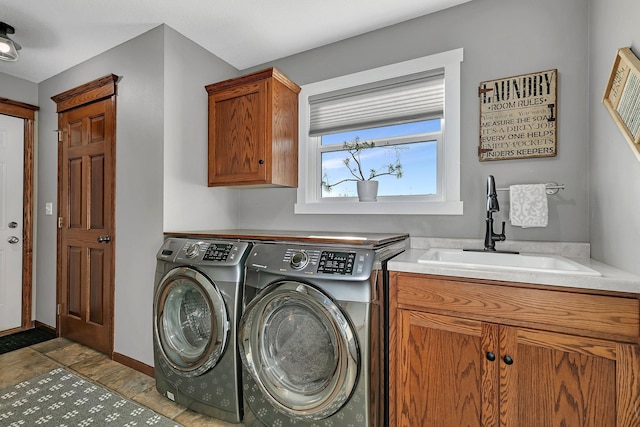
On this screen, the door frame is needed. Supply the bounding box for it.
[0,97,38,334]
[52,74,118,353]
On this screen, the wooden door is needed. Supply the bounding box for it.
[54,76,117,356]
[499,326,638,427]
[207,79,267,185]
[392,310,496,427]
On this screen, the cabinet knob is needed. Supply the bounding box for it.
[486,352,496,362]
[258,159,265,165]
[503,355,514,365]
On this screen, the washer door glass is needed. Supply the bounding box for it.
[154,267,228,377]
[239,281,359,420]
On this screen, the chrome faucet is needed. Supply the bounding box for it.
[484,175,505,251]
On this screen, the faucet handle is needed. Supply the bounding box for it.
[499,221,506,241]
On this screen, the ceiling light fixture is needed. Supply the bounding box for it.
[0,22,21,62]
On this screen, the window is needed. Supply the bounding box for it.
[320,121,441,198]
[295,48,464,215]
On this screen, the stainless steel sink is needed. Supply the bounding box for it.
[418,248,601,276]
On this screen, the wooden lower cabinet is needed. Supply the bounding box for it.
[394,310,487,426]
[389,272,640,427]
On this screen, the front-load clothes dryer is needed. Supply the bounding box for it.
[153,237,251,423]
[239,241,404,427]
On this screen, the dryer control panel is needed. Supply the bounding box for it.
[248,243,376,280]
[318,251,357,275]
[157,238,250,266]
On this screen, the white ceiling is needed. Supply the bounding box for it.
[0,0,471,84]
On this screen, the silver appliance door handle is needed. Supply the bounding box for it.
[8,236,19,244]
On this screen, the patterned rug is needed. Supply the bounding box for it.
[0,368,183,426]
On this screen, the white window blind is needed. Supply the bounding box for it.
[308,70,444,137]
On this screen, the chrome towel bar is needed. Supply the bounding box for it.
[497,182,565,195]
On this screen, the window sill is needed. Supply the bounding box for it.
[294,200,463,215]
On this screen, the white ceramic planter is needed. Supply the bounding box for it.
[357,180,379,202]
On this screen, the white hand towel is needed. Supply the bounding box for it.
[509,184,548,228]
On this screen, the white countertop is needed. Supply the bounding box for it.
[388,238,640,294]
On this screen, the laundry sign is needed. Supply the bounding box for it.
[478,69,557,161]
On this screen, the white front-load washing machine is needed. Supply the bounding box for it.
[239,241,404,427]
[153,237,251,423]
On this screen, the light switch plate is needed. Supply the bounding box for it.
[45,202,53,216]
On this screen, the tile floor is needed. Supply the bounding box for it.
[0,337,241,427]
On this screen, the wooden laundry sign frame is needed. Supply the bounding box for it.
[478,69,558,161]
[603,47,640,163]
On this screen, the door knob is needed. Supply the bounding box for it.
[8,221,17,228]
[97,235,111,243]
[503,355,514,365]
[8,236,19,244]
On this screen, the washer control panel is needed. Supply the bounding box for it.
[289,250,310,270]
[184,243,201,259]
[250,244,375,279]
[203,243,234,261]
[318,251,356,275]
[157,238,250,266]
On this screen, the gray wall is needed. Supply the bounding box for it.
[35,25,242,365]
[0,72,38,105]
[7,0,639,366]
[237,0,591,244]
[589,0,640,275]
[163,27,239,232]
[37,26,165,365]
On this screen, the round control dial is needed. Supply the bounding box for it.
[290,251,309,270]
[185,243,201,259]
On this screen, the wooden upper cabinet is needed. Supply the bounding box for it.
[205,68,301,187]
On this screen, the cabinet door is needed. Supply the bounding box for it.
[208,80,267,185]
[499,326,639,427]
[393,310,498,427]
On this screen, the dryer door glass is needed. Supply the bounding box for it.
[239,281,359,420]
[155,267,228,377]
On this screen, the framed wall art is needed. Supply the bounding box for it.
[603,47,640,162]
[478,69,557,161]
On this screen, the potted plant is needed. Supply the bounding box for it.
[322,137,403,202]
